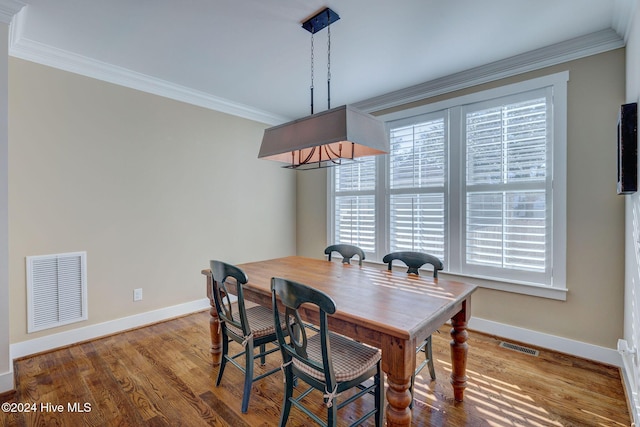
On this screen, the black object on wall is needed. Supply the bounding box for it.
[618,102,637,195]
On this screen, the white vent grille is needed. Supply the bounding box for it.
[499,341,539,356]
[26,251,88,333]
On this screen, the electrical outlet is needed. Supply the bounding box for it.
[133,288,143,301]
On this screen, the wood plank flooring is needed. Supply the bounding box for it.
[1,310,631,426]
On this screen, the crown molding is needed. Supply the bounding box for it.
[10,37,289,125]
[0,0,24,25]
[354,28,625,114]
[8,6,288,126]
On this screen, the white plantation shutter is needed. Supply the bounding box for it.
[390,120,446,189]
[334,195,376,251]
[334,157,376,252]
[463,90,551,283]
[390,193,445,259]
[389,115,446,261]
[465,191,546,270]
[335,156,376,191]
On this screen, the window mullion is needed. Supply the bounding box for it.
[448,107,462,273]
[377,152,389,261]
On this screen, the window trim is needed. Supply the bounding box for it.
[328,71,568,300]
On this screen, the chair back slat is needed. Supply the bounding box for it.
[324,244,365,266]
[382,251,443,277]
[284,306,309,360]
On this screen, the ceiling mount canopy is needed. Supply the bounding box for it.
[258,7,389,170]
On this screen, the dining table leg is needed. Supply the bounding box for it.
[450,300,471,401]
[202,269,222,366]
[382,335,414,426]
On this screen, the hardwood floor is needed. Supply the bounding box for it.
[1,310,631,426]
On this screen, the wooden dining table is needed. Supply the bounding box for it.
[201,256,477,426]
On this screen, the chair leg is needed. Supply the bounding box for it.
[241,341,254,413]
[279,365,294,427]
[426,336,436,380]
[260,344,266,366]
[216,335,229,387]
[326,399,338,427]
[409,335,436,409]
[409,372,416,410]
[375,363,384,427]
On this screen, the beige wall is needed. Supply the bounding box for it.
[297,49,626,348]
[8,58,296,343]
[296,168,327,257]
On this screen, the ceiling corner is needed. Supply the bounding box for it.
[612,0,637,42]
[0,0,24,25]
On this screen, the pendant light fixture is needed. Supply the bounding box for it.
[258,7,389,170]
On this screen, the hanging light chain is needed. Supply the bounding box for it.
[310,31,315,115]
[327,10,331,110]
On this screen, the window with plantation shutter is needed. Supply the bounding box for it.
[334,157,377,252]
[462,90,551,284]
[329,72,567,298]
[389,114,446,262]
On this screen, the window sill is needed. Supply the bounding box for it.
[360,260,568,301]
[439,271,568,301]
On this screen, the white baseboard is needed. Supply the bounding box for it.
[10,298,211,360]
[619,358,640,427]
[469,317,623,367]
[0,368,14,393]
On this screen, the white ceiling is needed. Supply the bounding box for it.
[8,0,635,124]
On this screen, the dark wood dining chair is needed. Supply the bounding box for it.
[271,276,384,427]
[382,251,443,408]
[324,244,366,266]
[210,260,287,413]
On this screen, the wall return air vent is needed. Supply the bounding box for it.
[26,251,88,333]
